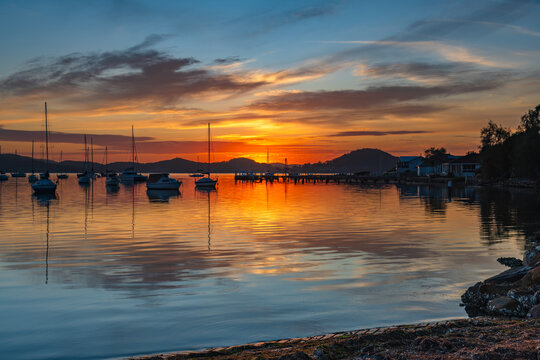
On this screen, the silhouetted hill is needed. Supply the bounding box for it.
[291,148,397,174]
[0,148,398,174]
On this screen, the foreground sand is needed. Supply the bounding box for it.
[130,317,539,360]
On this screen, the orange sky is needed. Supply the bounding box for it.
[1,1,539,164]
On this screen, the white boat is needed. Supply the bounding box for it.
[195,123,217,189]
[189,172,204,178]
[11,172,26,178]
[32,103,57,195]
[119,126,147,182]
[146,173,181,190]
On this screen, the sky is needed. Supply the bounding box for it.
[0,0,539,164]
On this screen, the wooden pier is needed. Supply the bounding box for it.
[234,172,395,185]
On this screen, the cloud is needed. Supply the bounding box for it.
[0,125,153,146]
[330,130,432,137]
[0,36,268,107]
[213,56,244,64]
[248,78,504,112]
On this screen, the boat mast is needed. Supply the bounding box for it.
[84,134,87,172]
[91,137,94,173]
[131,125,135,170]
[105,146,108,173]
[45,102,49,173]
[207,123,210,176]
[31,140,34,174]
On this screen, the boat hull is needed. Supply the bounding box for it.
[0,174,8,181]
[195,177,217,188]
[31,179,57,194]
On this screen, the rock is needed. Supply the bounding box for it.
[523,246,540,268]
[312,347,329,360]
[520,266,540,287]
[527,304,540,318]
[487,296,520,316]
[507,288,540,310]
[496,257,523,268]
[484,266,531,284]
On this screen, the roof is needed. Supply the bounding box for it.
[448,153,480,164]
[399,156,423,162]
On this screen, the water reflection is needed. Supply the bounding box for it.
[0,176,539,359]
[147,189,180,202]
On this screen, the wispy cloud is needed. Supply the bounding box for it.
[330,130,432,137]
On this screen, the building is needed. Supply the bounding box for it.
[397,156,423,174]
[444,153,480,178]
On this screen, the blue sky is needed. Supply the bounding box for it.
[1,0,539,163]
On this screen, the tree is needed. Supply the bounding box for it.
[424,147,447,160]
[518,104,540,133]
[480,121,510,149]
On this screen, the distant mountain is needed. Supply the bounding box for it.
[0,148,398,174]
[290,149,397,174]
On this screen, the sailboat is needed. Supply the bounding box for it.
[28,140,38,182]
[104,146,119,186]
[119,126,147,182]
[31,102,57,194]
[57,150,68,179]
[78,135,91,184]
[195,123,217,188]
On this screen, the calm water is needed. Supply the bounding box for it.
[1,175,539,359]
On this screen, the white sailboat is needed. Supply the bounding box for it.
[119,126,147,182]
[195,123,217,188]
[32,102,57,194]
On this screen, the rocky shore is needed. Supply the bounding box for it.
[461,231,540,318]
[131,318,539,360]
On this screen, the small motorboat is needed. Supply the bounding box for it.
[189,173,205,178]
[57,174,68,179]
[11,172,26,178]
[105,172,120,187]
[0,172,8,181]
[146,173,181,190]
[28,174,38,183]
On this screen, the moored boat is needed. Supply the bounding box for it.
[146,173,181,190]
[195,123,217,189]
[32,103,57,195]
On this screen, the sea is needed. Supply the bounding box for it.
[0,175,538,359]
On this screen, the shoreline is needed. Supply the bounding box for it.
[128,317,539,360]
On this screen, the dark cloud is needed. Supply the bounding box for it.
[0,126,153,146]
[0,37,267,106]
[248,76,504,112]
[330,130,432,137]
[213,56,243,64]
